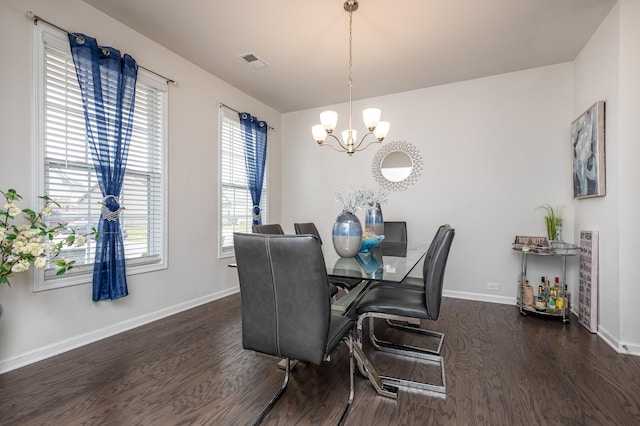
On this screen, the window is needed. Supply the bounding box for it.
[219,106,268,257]
[33,23,167,291]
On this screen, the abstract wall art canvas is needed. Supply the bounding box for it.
[572,101,605,199]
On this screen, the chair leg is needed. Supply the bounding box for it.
[256,340,357,426]
[372,315,445,356]
[358,313,446,394]
[338,335,355,426]
[251,358,291,425]
[354,319,399,399]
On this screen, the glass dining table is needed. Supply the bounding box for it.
[325,242,429,317]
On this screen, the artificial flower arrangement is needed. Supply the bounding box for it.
[358,186,389,207]
[334,185,389,213]
[0,188,99,286]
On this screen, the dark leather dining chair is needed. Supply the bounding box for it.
[375,224,450,355]
[354,225,455,394]
[233,233,356,425]
[252,223,285,234]
[380,221,407,256]
[294,222,362,292]
[252,222,339,299]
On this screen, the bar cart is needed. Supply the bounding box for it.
[512,238,578,324]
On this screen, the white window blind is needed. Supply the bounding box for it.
[219,106,268,257]
[34,23,167,290]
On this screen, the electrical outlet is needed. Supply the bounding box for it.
[487,282,500,291]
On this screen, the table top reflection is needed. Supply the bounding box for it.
[327,242,428,317]
[323,242,428,284]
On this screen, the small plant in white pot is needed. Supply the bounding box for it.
[538,204,564,243]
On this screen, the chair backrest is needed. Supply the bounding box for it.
[422,225,455,320]
[294,222,322,244]
[233,233,332,365]
[380,221,407,256]
[252,223,284,234]
[424,225,449,261]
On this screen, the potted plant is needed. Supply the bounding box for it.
[538,204,564,243]
[1,188,99,286]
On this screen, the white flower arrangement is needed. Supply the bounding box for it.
[334,186,389,213]
[0,188,99,286]
[358,186,389,206]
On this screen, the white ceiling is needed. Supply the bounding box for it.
[82,0,615,113]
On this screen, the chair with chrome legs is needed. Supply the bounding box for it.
[252,223,285,234]
[354,225,455,394]
[233,233,357,425]
[379,224,450,355]
[294,222,362,293]
[253,222,339,299]
[380,221,407,256]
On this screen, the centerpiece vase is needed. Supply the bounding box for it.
[332,210,363,258]
[364,203,384,236]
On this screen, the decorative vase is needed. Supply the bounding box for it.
[332,210,363,258]
[364,203,384,236]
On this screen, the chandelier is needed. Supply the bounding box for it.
[311,0,390,155]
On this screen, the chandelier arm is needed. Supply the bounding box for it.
[354,133,383,152]
[324,133,350,151]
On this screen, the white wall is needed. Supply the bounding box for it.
[282,63,575,304]
[0,0,281,372]
[572,1,621,347]
[615,0,640,352]
[571,0,640,354]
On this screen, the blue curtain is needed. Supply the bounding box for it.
[69,33,137,301]
[239,113,268,225]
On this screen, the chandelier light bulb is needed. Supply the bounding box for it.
[342,129,357,146]
[374,121,390,140]
[312,124,327,143]
[320,111,338,133]
[362,108,381,131]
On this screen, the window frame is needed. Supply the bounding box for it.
[218,106,268,258]
[32,22,168,291]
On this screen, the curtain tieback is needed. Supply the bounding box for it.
[101,195,125,221]
[252,205,261,222]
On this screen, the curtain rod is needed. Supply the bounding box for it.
[27,11,176,85]
[219,103,275,131]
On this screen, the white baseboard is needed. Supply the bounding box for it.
[0,287,240,374]
[443,289,516,306]
[597,325,640,356]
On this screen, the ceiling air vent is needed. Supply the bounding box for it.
[239,52,268,69]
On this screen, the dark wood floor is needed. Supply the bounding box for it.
[1,293,639,425]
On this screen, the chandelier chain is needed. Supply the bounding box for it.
[348,9,353,90]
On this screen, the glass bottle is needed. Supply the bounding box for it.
[554,277,563,310]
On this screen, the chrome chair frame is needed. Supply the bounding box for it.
[354,226,454,395]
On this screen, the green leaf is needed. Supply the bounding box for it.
[6,189,21,201]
